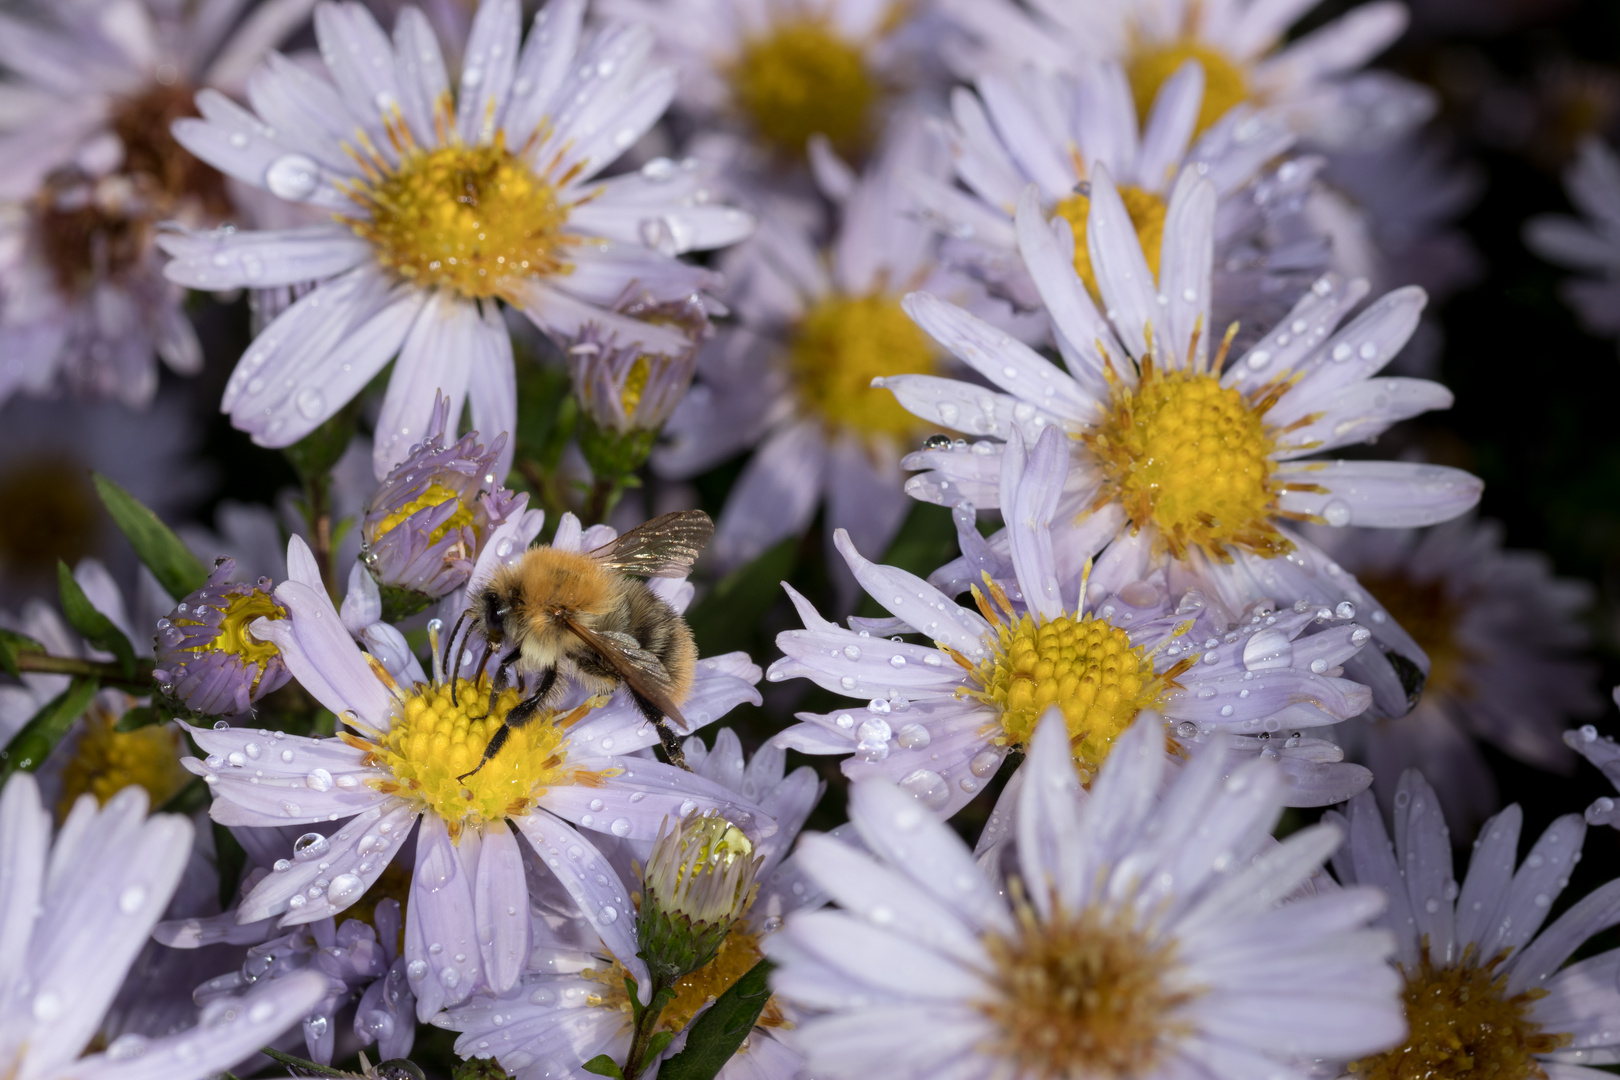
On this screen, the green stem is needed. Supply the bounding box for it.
[306,469,336,598]
[621,979,674,1080]
[585,474,624,526]
[15,651,154,690]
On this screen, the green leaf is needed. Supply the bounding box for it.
[0,628,44,680]
[212,819,248,910]
[581,1055,626,1080]
[657,958,775,1080]
[685,537,798,658]
[282,403,361,482]
[0,676,99,778]
[57,561,138,677]
[640,1031,677,1073]
[92,472,209,600]
[259,1046,348,1077]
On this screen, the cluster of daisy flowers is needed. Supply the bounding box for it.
[4,0,1620,1077]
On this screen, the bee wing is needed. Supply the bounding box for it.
[559,615,693,732]
[587,510,713,578]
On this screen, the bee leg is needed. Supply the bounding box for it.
[629,691,690,771]
[468,650,523,721]
[458,668,557,782]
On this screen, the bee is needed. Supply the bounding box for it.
[447,509,713,779]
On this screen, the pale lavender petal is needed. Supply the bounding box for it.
[407,815,481,1018]
[475,825,532,994]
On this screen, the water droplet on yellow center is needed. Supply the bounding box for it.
[790,292,938,440]
[729,20,877,159]
[344,134,570,300]
[1051,185,1166,299]
[1088,367,1288,561]
[1127,40,1251,136]
[374,482,478,546]
[368,679,595,835]
[967,582,1182,782]
[1347,946,1569,1080]
[58,709,189,819]
[978,892,1193,1078]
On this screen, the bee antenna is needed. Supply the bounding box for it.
[445,608,472,704]
[473,639,492,691]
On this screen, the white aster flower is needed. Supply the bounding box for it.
[600,0,931,165]
[0,772,327,1080]
[1526,136,1620,348]
[939,0,1431,152]
[656,120,1010,584]
[912,58,1328,336]
[1304,515,1600,833]
[436,726,823,1080]
[185,521,771,1023]
[890,168,1482,719]
[1327,769,1620,1079]
[160,0,754,478]
[769,423,1377,814]
[0,0,313,407]
[768,710,1404,1080]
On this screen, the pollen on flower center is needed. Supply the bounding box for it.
[729,19,877,158]
[1352,572,1468,695]
[1347,945,1570,1080]
[1126,39,1251,136]
[966,578,1185,783]
[586,924,790,1034]
[790,293,938,439]
[1051,185,1167,298]
[374,482,478,546]
[343,133,570,300]
[1088,365,1290,561]
[978,889,1194,1079]
[57,709,189,819]
[366,679,594,836]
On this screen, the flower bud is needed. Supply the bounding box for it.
[152,557,290,715]
[360,393,526,618]
[637,811,762,984]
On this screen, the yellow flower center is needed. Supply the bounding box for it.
[365,679,599,838]
[1347,946,1570,1080]
[374,482,478,546]
[729,19,877,159]
[176,589,287,681]
[1352,572,1468,697]
[587,923,789,1034]
[57,710,189,819]
[964,578,1187,784]
[619,356,652,416]
[977,887,1194,1078]
[1087,366,1290,561]
[343,131,570,300]
[112,82,232,215]
[1126,39,1251,137]
[790,293,938,440]
[1050,185,1167,298]
[0,456,99,575]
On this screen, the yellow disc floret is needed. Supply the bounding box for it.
[344,132,569,300]
[790,293,938,440]
[965,578,1185,783]
[374,482,478,546]
[57,710,190,819]
[729,20,877,158]
[1127,40,1251,136]
[1088,365,1289,561]
[586,924,790,1034]
[1051,185,1167,298]
[977,886,1194,1079]
[1347,945,1570,1080]
[366,679,597,838]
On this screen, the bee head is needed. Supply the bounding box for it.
[476,586,509,647]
